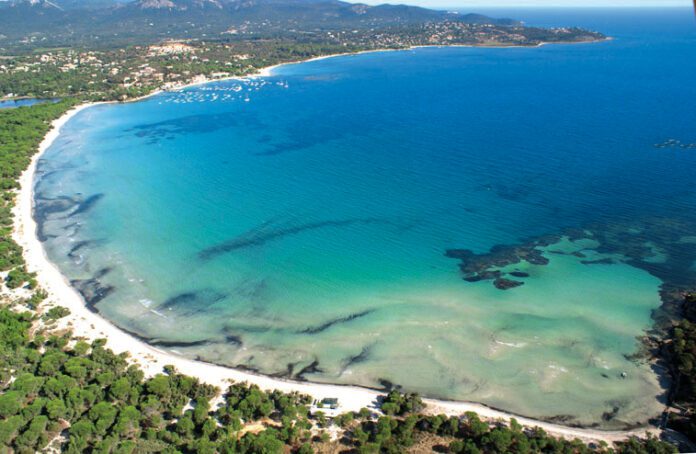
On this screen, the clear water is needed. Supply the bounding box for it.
[35,8,696,427]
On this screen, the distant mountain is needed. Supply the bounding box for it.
[1,0,128,6]
[8,0,61,7]
[0,0,66,34]
[3,0,62,10]
[109,0,466,24]
[1,0,128,9]
[132,0,224,9]
[73,0,131,7]
[0,0,520,50]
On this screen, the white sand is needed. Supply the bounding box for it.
[11,96,658,447]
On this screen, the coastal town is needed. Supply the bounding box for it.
[0,22,604,101]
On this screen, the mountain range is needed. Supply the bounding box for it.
[0,0,519,51]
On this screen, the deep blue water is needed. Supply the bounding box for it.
[35,8,696,426]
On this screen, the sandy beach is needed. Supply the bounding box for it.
[10,71,659,446]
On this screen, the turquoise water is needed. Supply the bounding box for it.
[35,9,696,427]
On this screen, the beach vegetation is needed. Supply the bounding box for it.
[0,303,682,453]
[0,100,75,308]
[43,305,71,321]
[667,293,696,441]
[4,266,37,289]
[380,389,424,415]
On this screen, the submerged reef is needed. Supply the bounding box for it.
[34,192,104,241]
[70,267,115,311]
[445,216,696,331]
[297,309,374,335]
[198,217,394,260]
[127,111,263,145]
[157,289,228,317]
[654,138,696,150]
[445,240,550,288]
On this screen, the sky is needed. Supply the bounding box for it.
[359,0,689,6]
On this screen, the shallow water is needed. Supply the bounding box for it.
[35,8,696,427]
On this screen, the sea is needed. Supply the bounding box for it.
[34,8,696,428]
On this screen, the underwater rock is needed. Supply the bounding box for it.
[225,335,243,346]
[34,195,79,241]
[378,378,402,391]
[149,339,214,348]
[545,414,576,424]
[67,240,93,259]
[298,309,374,335]
[581,258,615,265]
[654,138,696,149]
[199,217,392,260]
[342,345,373,371]
[463,274,485,282]
[602,405,621,422]
[446,242,546,289]
[295,359,323,380]
[128,112,262,144]
[526,251,550,266]
[70,267,115,311]
[449,216,696,361]
[69,193,104,217]
[35,194,78,218]
[494,278,524,290]
[271,363,296,379]
[158,289,228,316]
[233,364,262,374]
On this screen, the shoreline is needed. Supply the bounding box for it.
[1,36,610,104]
[10,43,659,445]
[82,37,610,104]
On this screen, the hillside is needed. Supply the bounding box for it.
[0,0,520,51]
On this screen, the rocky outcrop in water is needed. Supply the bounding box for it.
[198,217,393,260]
[446,216,696,333]
[158,289,228,316]
[654,138,696,150]
[445,242,550,289]
[70,267,115,311]
[493,277,524,290]
[298,310,374,335]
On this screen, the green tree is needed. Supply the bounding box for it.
[0,391,24,417]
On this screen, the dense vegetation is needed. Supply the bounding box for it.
[0,305,680,453]
[0,100,75,289]
[0,17,604,102]
[668,293,696,441]
[0,305,312,452]
[0,41,369,101]
[0,2,603,102]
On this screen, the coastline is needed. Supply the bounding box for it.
[9,44,660,445]
[2,38,608,105]
[131,37,610,100]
